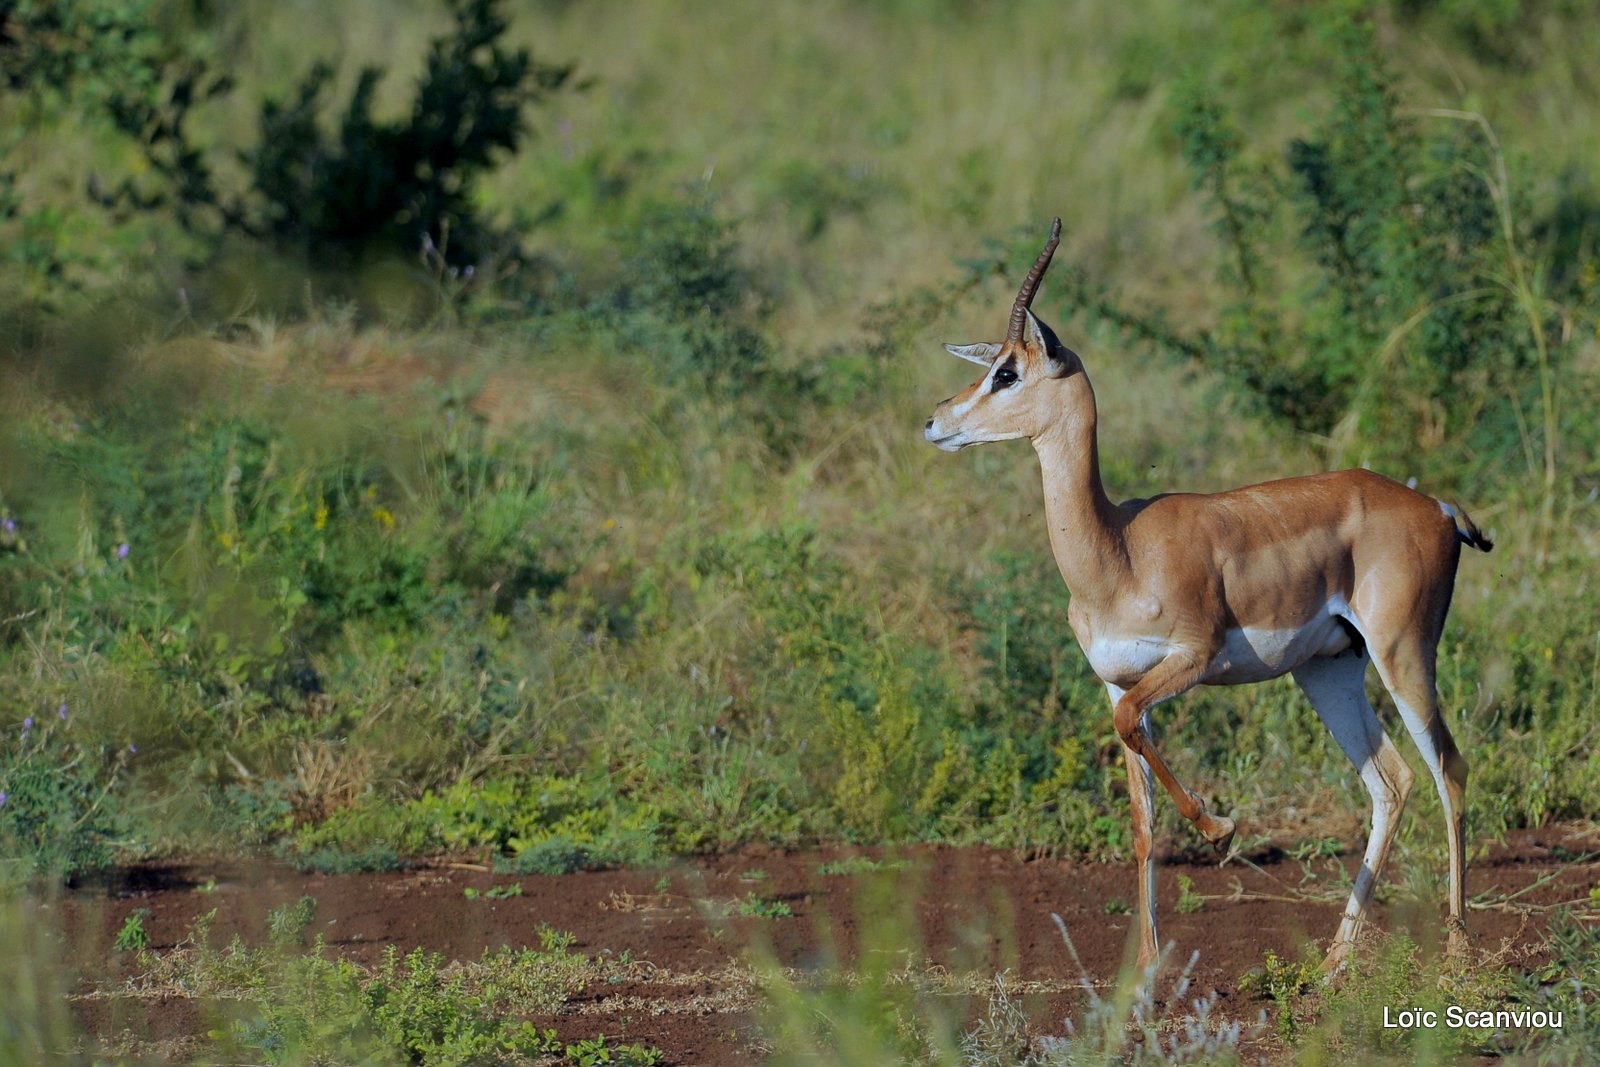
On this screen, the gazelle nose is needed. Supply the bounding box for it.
[924,417,934,429]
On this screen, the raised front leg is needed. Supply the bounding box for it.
[1112,651,1236,853]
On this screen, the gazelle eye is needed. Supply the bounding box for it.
[992,366,1018,389]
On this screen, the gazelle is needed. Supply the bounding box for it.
[925,219,1492,971]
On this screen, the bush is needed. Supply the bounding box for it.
[1063,12,1580,487]
[0,707,130,883]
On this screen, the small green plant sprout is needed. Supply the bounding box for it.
[1175,874,1205,914]
[536,923,577,951]
[816,855,911,876]
[266,895,318,947]
[653,874,672,893]
[194,877,220,894]
[738,868,768,882]
[113,909,152,952]
[1291,836,1345,861]
[733,892,792,919]
[1101,898,1132,915]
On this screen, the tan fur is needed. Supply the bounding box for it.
[926,308,1488,972]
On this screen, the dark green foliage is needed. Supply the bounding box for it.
[92,0,573,271]
[494,835,589,875]
[0,0,156,96]
[240,0,573,264]
[291,844,405,875]
[1065,13,1575,485]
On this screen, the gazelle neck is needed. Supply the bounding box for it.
[1031,371,1127,600]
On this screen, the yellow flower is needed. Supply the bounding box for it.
[313,502,329,531]
[217,531,235,549]
[372,507,396,531]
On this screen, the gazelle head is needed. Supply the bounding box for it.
[924,218,1084,452]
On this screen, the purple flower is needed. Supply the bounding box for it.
[0,792,7,808]
[117,543,130,560]
[1,518,14,533]
[58,703,68,720]
[128,743,137,754]
[22,717,33,732]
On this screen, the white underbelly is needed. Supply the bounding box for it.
[1082,613,1353,689]
[1203,617,1350,683]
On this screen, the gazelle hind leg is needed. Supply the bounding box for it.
[1368,634,1470,953]
[1292,651,1414,970]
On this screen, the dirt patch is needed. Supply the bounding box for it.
[48,826,1600,1065]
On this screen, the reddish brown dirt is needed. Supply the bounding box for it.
[45,826,1600,1065]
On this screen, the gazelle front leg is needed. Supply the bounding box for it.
[1112,652,1237,853]
[1110,684,1160,969]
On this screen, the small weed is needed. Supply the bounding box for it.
[1239,949,1320,1039]
[113,909,151,952]
[537,923,577,952]
[464,883,523,900]
[266,896,317,948]
[1101,898,1132,915]
[817,856,910,876]
[1175,874,1205,914]
[733,892,793,919]
[739,868,768,882]
[1290,837,1344,861]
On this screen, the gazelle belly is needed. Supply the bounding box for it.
[1081,611,1354,689]
[1204,615,1352,684]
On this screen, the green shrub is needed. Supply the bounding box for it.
[493,835,589,876]
[291,844,405,876]
[1064,12,1580,487]
[100,0,575,274]
[291,774,664,865]
[0,707,129,882]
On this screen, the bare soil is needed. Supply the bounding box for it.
[47,826,1600,1065]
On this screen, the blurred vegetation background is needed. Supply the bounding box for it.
[1,0,1597,891]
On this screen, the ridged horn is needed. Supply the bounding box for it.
[1006,217,1062,343]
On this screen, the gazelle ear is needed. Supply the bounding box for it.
[944,341,1003,367]
[1023,310,1079,377]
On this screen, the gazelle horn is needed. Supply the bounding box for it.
[1006,217,1062,343]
